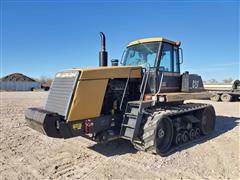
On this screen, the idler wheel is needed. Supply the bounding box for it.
[200,106,216,135]
[154,117,173,155]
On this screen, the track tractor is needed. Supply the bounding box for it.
[25,33,216,156]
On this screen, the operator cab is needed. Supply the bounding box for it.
[122,38,182,93]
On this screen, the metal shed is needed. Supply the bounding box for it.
[0,73,41,91]
[0,81,41,91]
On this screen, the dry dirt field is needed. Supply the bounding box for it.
[0,92,239,179]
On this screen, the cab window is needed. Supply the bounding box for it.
[160,43,172,72]
[173,46,180,73]
[123,42,160,68]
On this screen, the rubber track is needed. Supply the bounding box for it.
[133,103,211,156]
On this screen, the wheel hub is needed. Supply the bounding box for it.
[158,128,165,138]
[175,133,182,145]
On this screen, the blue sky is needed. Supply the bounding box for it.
[1,0,239,81]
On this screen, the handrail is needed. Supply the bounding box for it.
[138,67,164,112]
[121,66,162,112]
[138,68,151,113]
[155,73,164,95]
[140,69,150,102]
[140,68,147,93]
[119,67,142,111]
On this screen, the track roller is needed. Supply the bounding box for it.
[195,128,201,137]
[189,129,196,140]
[181,131,189,143]
[175,132,182,145]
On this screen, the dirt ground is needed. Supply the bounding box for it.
[0,92,239,179]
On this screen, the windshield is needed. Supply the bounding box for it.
[122,42,160,68]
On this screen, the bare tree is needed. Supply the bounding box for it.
[222,78,233,84]
[208,79,218,84]
[37,76,53,86]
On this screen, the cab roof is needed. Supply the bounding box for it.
[127,37,177,47]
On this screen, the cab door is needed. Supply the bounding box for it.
[156,43,181,93]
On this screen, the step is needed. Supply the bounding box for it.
[121,135,132,140]
[128,102,140,107]
[126,117,137,126]
[126,106,139,114]
[123,114,137,127]
[128,107,139,115]
[121,122,135,128]
[124,113,137,118]
[122,127,134,138]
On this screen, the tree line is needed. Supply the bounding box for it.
[203,78,235,84]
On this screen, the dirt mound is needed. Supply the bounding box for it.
[1,73,36,82]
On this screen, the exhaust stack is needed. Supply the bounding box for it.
[99,32,108,66]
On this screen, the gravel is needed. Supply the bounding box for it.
[0,92,239,179]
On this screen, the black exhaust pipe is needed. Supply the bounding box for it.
[99,32,108,66]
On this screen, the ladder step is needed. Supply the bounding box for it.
[128,102,140,107]
[121,123,135,128]
[126,106,139,114]
[125,113,137,118]
[120,100,147,141]
[129,104,140,107]
[122,127,134,138]
[123,115,137,127]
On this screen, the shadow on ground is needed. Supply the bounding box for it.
[89,138,137,156]
[88,115,239,157]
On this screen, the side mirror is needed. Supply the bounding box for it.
[179,48,183,64]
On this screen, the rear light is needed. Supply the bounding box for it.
[84,119,93,134]
[144,94,152,100]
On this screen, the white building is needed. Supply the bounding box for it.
[0,73,41,91]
